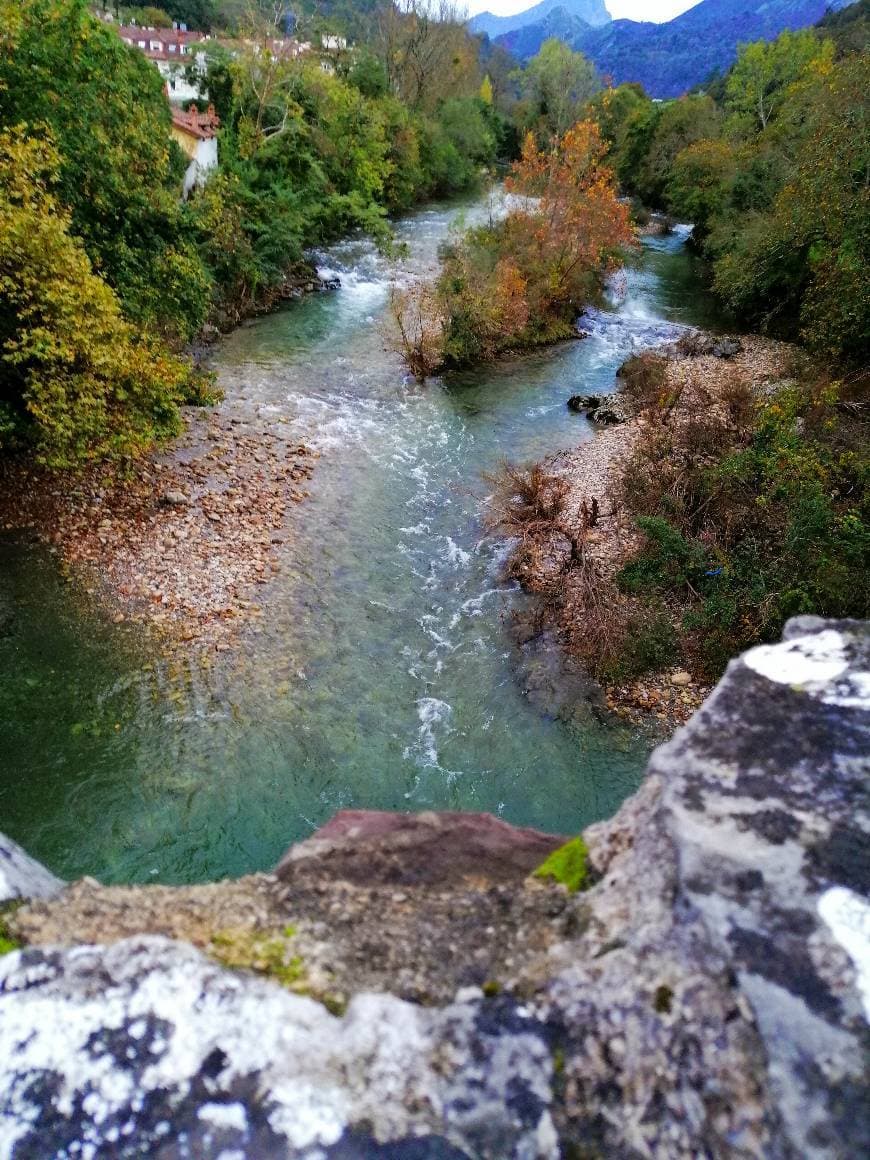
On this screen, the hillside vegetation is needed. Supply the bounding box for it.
[582,11,869,364]
[492,0,853,98]
[0,0,509,464]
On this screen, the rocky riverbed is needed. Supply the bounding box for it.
[1,617,868,1157]
[0,400,316,652]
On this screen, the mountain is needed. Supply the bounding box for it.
[492,0,857,98]
[469,0,610,41]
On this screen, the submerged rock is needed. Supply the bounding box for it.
[1,618,867,1157]
[566,393,601,412]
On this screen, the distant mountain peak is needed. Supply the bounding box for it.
[491,0,855,99]
[469,0,611,41]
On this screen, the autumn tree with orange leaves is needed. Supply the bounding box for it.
[393,120,635,374]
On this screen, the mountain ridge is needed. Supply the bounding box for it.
[469,0,610,41]
[488,0,857,97]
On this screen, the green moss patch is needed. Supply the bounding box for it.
[0,901,24,955]
[209,928,305,989]
[533,837,591,893]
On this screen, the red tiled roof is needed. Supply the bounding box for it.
[170,104,220,140]
[118,24,207,47]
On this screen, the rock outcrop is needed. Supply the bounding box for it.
[0,618,867,1157]
[0,832,64,904]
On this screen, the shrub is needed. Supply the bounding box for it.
[397,120,635,374]
[617,352,670,414]
[533,837,591,892]
[0,129,196,465]
[615,368,870,678]
[487,462,570,530]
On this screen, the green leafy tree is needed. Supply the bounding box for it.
[724,30,833,132]
[0,0,209,339]
[347,51,389,99]
[666,137,740,233]
[160,0,216,30]
[520,38,599,141]
[635,94,722,208]
[0,129,195,465]
[714,52,870,361]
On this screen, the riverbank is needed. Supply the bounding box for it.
[501,332,796,730]
[0,398,316,651]
[0,262,352,650]
[0,202,741,884]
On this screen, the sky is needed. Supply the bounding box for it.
[464,0,702,21]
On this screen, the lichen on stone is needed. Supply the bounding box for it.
[532,837,590,892]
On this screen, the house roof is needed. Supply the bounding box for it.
[170,104,220,141]
[118,24,207,47]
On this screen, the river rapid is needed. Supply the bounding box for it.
[0,194,727,884]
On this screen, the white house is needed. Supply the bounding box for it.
[170,105,220,199]
[117,23,210,103]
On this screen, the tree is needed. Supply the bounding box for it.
[374,0,480,112]
[160,0,216,30]
[725,30,832,132]
[0,129,195,465]
[417,119,635,369]
[0,0,209,339]
[714,51,870,362]
[347,51,389,99]
[635,94,722,208]
[504,121,635,319]
[585,82,648,152]
[666,137,740,233]
[520,39,599,142]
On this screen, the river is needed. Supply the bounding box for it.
[0,194,726,884]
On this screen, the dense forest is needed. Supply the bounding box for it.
[582,2,869,365]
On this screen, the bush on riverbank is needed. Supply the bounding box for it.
[615,361,870,678]
[392,122,634,374]
[496,346,868,691]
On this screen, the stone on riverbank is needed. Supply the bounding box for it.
[1,618,868,1157]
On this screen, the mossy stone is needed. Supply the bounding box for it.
[533,837,590,893]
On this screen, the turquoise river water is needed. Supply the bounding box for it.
[0,196,726,884]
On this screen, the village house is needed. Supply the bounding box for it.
[170,104,220,199]
[116,22,210,102]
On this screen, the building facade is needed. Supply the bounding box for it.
[170,105,220,199]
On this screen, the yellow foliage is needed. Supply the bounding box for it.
[0,128,194,465]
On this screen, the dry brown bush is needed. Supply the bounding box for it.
[616,351,670,415]
[486,462,570,532]
[385,284,444,379]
